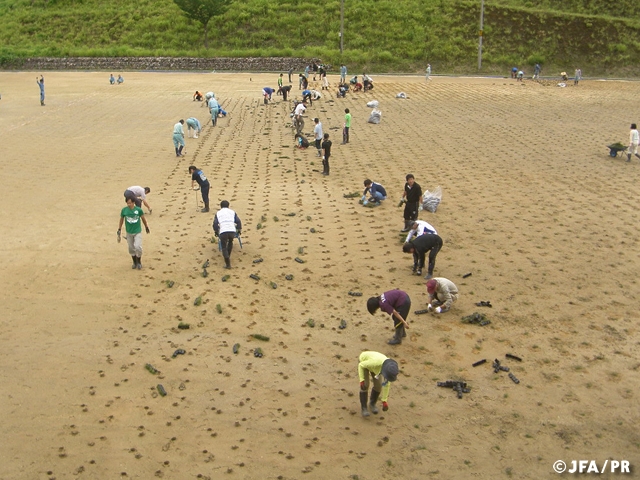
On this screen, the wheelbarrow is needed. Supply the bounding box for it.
[607,143,627,158]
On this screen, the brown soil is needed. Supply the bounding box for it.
[0,72,638,479]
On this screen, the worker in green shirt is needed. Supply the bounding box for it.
[343,108,352,144]
[118,197,150,270]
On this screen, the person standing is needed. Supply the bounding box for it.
[362,179,387,204]
[367,289,411,345]
[208,95,220,126]
[340,64,347,84]
[357,351,399,417]
[124,186,152,213]
[213,200,242,269]
[574,68,582,85]
[36,75,45,106]
[401,174,422,232]
[426,278,459,313]
[402,233,443,279]
[173,120,186,157]
[425,64,431,81]
[628,123,640,163]
[321,133,332,176]
[186,117,201,138]
[189,166,211,213]
[313,118,323,157]
[288,67,294,83]
[321,69,329,90]
[533,63,541,80]
[118,197,150,270]
[343,108,352,144]
[277,74,283,92]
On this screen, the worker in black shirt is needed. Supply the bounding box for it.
[401,174,422,232]
[402,233,443,279]
[321,133,332,176]
[279,84,292,101]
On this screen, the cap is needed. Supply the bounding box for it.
[426,279,437,293]
[381,359,399,382]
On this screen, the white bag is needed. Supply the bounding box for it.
[366,100,379,108]
[422,186,442,212]
[367,108,382,124]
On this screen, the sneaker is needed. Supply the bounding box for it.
[361,408,370,418]
[425,273,433,280]
[137,263,142,270]
[132,263,137,269]
[416,269,422,276]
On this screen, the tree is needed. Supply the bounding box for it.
[174,0,231,48]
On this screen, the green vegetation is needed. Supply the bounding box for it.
[174,0,231,48]
[0,0,640,73]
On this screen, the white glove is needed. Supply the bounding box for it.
[427,304,433,311]
[435,307,442,313]
[322,156,325,160]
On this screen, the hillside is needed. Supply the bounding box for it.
[1,0,640,74]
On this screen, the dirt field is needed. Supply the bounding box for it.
[0,71,639,480]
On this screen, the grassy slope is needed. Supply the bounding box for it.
[0,0,639,74]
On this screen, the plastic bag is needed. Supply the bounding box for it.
[422,186,442,212]
[367,108,382,124]
[366,100,379,108]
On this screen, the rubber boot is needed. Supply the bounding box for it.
[635,153,640,161]
[401,221,411,232]
[627,153,631,162]
[224,257,231,269]
[131,256,137,269]
[178,145,184,156]
[175,148,180,157]
[369,389,381,414]
[201,202,209,213]
[388,324,402,345]
[426,261,435,279]
[136,256,142,269]
[360,391,370,417]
